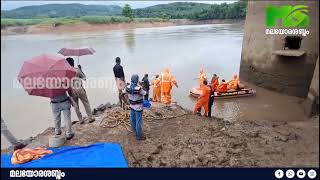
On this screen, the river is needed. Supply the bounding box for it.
[1,23,307,149]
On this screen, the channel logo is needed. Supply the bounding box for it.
[266,5,310,28]
[265,5,310,37]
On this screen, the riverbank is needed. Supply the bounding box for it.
[1,102,319,167]
[1,19,243,36]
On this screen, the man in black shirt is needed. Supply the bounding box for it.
[141,74,150,101]
[113,57,126,104]
[208,84,215,118]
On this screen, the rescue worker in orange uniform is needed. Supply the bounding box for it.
[151,74,161,102]
[198,68,207,88]
[210,74,219,91]
[227,74,240,91]
[160,68,178,104]
[194,79,211,116]
[216,79,228,93]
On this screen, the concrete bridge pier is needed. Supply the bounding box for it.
[239,1,319,116]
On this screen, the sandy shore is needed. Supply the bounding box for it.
[1,19,244,36]
[2,102,318,167]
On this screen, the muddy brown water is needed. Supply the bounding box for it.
[1,23,307,149]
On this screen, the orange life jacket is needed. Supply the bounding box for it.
[217,82,228,93]
[200,85,211,102]
[161,72,173,93]
[211,77,219,90]
[151,78,161,89]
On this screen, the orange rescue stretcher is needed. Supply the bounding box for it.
[189,87,256,99]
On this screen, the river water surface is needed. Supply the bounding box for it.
[1,24,307,149]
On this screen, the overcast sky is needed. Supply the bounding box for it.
[1,1,234,10]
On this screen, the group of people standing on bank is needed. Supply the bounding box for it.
[113,57,179,140]
[2,57,240,149]
[1,56,181,149]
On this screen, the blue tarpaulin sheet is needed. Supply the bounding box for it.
[1,143,128,168]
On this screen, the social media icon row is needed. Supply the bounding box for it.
[275,169,317,179]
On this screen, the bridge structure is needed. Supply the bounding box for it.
[239,0,319,116]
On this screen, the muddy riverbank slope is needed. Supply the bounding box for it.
[1,19,243,36]
[2,102,318,167]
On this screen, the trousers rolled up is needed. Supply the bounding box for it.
[51,100,73,136]
[71,88,93,122]
[1,117,19,145]
[115,78,126,103]
[130,109,143,139]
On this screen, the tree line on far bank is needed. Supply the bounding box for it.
[1,1,247,28]
[133,1,247,20]
[2,2,247,20]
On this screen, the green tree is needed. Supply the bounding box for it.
[158,12,170,20]
[122,4,134,19]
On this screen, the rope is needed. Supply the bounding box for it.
[99,105,132,132]
[99,105,188,132]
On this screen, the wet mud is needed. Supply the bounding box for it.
[3,103,318,167]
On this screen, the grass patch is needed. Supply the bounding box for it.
[1,18,42,28]
[39,17,79,25]
[1,16,169,28]
[79,16,132,24]
[134,18,167,23]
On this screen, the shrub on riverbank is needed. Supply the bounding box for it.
[79,16,166,24]
[1,17,79,28]
[79,16,132,24]
[1,16,169,28]
[1,18,42,28]
[134,18,166,23]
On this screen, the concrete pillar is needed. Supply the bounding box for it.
[239,1,319,98]
[303,57,319,117]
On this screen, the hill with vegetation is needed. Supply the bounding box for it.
[1,2,247,29]
[134,1,247,20]
[2,2,247,20]
[1,3,122,18]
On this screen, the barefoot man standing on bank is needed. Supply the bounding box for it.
[113,57,126,105]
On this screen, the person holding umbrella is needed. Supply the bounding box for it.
[58,47,95,65]
[50,91,74,140]
[66,57,95,124]
[18,54,77,140]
